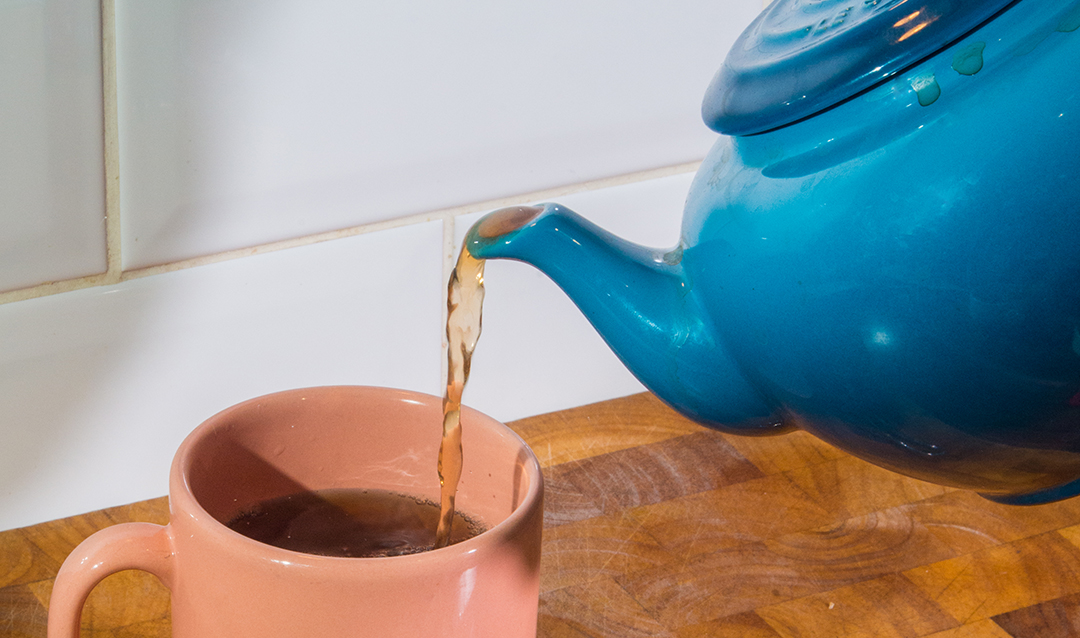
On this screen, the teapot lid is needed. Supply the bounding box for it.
[704,0,1017,135]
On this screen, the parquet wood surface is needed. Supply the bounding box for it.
[4,392,1080,637]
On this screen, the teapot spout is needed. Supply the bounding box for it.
[464,203,785,433]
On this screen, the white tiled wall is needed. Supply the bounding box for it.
[0,1,759,530]
[113,0,755,269]
[0,0,106,292]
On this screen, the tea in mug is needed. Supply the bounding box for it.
[226,488,485,558]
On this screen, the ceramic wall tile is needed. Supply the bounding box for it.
[114,0,759,269]
[0,0,106,292]
[0,221,444,531]
[452,171,695,423]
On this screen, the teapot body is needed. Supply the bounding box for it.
[680,0,1080,502]
[467,0,1080,503]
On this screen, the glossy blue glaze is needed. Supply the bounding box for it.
[466,0,1080,503]
[704,0,1017,134]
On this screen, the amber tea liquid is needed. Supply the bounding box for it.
[435,245,485,547]
[226,488,484,558]
[435,205,544,548]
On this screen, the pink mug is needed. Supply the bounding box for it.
[48,386,544,637]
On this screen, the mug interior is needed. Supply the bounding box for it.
[179,386,537,539]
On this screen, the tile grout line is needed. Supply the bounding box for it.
[101,0,121,284]
[120,209,451,282]
[440,212,456,392]
[0,0,121,309]
[0,161,701,306]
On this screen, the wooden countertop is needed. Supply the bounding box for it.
[4,392,1080,637]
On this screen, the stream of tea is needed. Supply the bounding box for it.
[434,245,485,547]
[434,205,544,548]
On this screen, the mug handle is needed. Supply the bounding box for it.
[47,522,174,638]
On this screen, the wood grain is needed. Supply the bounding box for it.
[508,393,701,469]
[553,431,763,518]
[3,392,1080,637]
[674,610,785,638]
[539,511,671,594]
[992,590,1080,638]
[903,531,1080,623]
[626,473,836,559]
[756,573,957,638]
[540,577,674,638]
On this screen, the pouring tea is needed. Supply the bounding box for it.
[465,0,1080,504]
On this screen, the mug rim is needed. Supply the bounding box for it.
[169,385,544,564]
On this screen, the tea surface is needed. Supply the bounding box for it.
[226,488,484,558]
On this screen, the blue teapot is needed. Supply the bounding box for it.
[466,0,1080,504]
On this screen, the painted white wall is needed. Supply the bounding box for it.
[0,1,759,530]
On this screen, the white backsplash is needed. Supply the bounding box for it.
[0,1,757,530]
[112,0,755,269]
[0,221,446,530]
[0,0,106,292]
